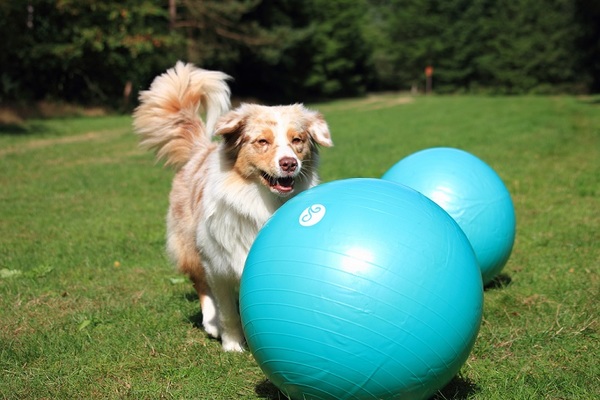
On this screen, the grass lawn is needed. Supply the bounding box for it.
[1,95,598,399]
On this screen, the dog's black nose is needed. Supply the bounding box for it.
[279,157,298,172]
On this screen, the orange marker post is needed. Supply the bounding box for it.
[425,66,433,94]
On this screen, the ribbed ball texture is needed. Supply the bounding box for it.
[240,178,483,400]
[383,148,516,285]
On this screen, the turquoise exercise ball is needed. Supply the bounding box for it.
[382,148,516,285]
[240,178,483,400]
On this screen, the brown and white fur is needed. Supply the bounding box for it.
[133,62,333,351]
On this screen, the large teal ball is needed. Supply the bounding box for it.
[240,178,483,400]
[382,148,516,285]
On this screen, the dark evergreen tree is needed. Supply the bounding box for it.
[574,0,600,92]
[1,0,598,107]
[231,0,373,102]
[0,0,185,106]
[367,0,594,94]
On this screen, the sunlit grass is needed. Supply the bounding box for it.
[1,95,598,399]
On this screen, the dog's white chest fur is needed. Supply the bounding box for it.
[198,159,280,279]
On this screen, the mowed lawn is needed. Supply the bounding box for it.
[0,95,598,399]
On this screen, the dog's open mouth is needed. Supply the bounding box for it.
[261,172,295,194]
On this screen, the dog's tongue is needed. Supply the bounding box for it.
[272,176,294,193]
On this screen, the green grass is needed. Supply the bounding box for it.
[1,95,598,399]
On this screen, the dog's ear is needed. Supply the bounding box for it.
[214,109,244,137]
[305,110,333,147]
[214,109,247,154]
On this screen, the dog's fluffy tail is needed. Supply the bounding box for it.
[133,61,231,168]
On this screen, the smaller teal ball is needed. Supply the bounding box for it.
[382,147,516,284]
[240,178,483,400]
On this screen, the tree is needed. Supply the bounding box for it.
[1,0,598,107]
[472,0,583,93]
[367,0,447,92]
[368,0,591,94]
[574,0,600,92]
[172,0,272,71]
[229,0,373,102]
[0,0,184,106]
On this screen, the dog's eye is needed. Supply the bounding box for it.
[257,139,269,146]
[292,137,303,145]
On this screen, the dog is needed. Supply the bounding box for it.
[133,62,333,351]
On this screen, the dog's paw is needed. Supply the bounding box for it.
[222,339,245,352]
[221,331,245,352]
[203,320,220,339]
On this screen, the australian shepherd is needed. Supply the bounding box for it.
[133,62,333,351]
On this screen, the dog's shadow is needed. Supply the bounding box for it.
[255,379,284,399]
[432,375,480,399]
[184,291,205,329]
[187,310,204,329]
[254,375,479,399]
[484,273,512,291]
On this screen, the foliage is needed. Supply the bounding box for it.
[371,0,590,94]
[229,0,372,102]
[574,0,600,92]
[176,0,270,70]
[0,0,184,106]
[0,0,599,107]
[1,95,599,398]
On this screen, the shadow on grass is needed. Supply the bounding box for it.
[187,310,203,329]
[255,379,284,399]
[255,375,480,399]
[0,121,51,135]
[184,290,199,303]
[432,375,480,399]
[484,273,512,291]
[577,96,600,106]
[0,122,29,135]
[184,291,203,329]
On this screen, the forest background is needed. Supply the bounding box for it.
[1,0,599,110]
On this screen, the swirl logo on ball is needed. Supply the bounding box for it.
[299,204,326,227]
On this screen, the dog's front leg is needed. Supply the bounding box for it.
[210,281,245,352]
[200,292,220,339]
